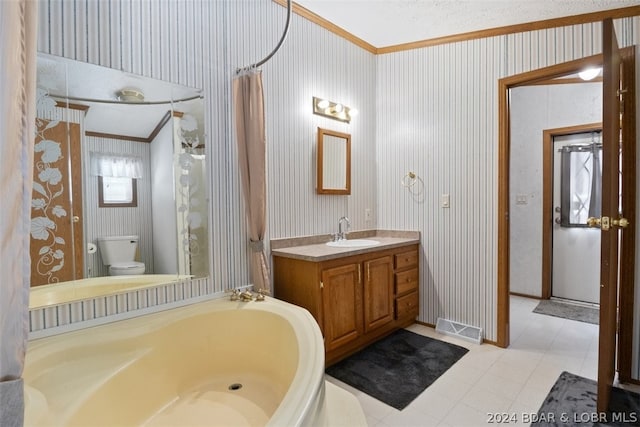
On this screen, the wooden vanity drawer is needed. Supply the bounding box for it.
[395,268,418,296]
[395,250,418,270]
[395,291,419,319]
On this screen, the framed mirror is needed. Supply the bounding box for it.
[316,127,351,195]
[29,52,209,308]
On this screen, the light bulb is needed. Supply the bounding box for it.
[334,103,343,113]
[317,99,330,109]
[349,108,359,117]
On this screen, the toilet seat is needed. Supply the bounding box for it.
[109,261,145,276]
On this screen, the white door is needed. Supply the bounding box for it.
[551,133,601,304]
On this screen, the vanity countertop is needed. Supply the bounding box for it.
[270,230,420,262]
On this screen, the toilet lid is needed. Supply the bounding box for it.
[110,261,145,270]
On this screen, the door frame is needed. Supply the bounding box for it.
[541,123,603,300]
[497,48,636,377]
[617,46,637,384]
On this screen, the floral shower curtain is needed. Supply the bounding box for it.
[0,1,38,425]
[233,70,271,293]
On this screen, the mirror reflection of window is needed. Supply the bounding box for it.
[99,176,138,207]
[92,152,142,208]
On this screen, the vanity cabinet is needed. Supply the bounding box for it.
[394,250,420,322]
[273,243,418,365]
[321,263,363,351]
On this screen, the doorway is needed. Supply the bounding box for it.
[549,129,603,304]
[498,44,637,394]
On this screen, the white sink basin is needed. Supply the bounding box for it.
[326,239,380,248]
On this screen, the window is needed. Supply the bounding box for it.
[559,143,602,227]
[91,152,142,208]
[98,176,138,207]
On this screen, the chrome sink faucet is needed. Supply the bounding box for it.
[336,216,351,241]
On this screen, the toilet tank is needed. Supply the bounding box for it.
[97,235,139,265]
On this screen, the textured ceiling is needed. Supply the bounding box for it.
[295,0,640,47]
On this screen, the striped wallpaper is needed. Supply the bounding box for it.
[34,0,640,377]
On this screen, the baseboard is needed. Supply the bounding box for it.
[509,292,543,300]
[415,320,435,329]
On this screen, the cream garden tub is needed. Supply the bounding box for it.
[23,296,330,426]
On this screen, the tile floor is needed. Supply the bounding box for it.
[326,295,640,427]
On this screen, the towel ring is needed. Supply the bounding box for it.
[401,172,417,187]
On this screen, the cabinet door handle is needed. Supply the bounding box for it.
[358,265,361,283]
[367,264,370,282]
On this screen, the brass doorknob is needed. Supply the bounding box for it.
[587,217,601,228]
[612,217,630,228]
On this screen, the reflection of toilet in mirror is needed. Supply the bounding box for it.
[97,235,146,276]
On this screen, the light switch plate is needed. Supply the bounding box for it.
[441,194,450,208]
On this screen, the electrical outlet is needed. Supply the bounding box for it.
[364,208,372,222]
[441,194,450,208]
[515,194,528,205]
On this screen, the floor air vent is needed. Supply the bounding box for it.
[435,318,483,345]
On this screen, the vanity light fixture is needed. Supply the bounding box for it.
[313,96,355,123]
[578,67,602,81]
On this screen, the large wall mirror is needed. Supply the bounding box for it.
[30,52,209,308]
[316,127,351,195]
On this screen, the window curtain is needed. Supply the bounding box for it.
[560,144,602,227]
[232,70,271,293]
[0,1,38,426]
[90,152,143,178]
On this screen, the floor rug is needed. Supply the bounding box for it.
[533,371,640,426]
[325,329,469,410]
[533,300,599,325]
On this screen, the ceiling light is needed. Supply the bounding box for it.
[116,88,145,102]
[578,67,601,81]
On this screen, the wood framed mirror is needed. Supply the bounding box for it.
[316,127,351,195]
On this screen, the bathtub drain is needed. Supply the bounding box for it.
[228,383,243,391]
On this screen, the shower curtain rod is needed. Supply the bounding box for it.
[236,0,292,73]
[48,93,203,106]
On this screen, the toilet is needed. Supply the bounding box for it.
[97,235,146,276]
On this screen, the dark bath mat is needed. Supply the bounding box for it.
[533,371,640,426]
[533,300,599,325]
[325,328,469,410]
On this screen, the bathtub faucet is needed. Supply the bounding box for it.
[227,288,251,301]
[239,290,254,302]
[227,289,240,301]
[335,216,351,241]
[226,288,270,302]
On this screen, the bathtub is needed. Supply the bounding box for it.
[29,274,193,309]
[23,296,337,426]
